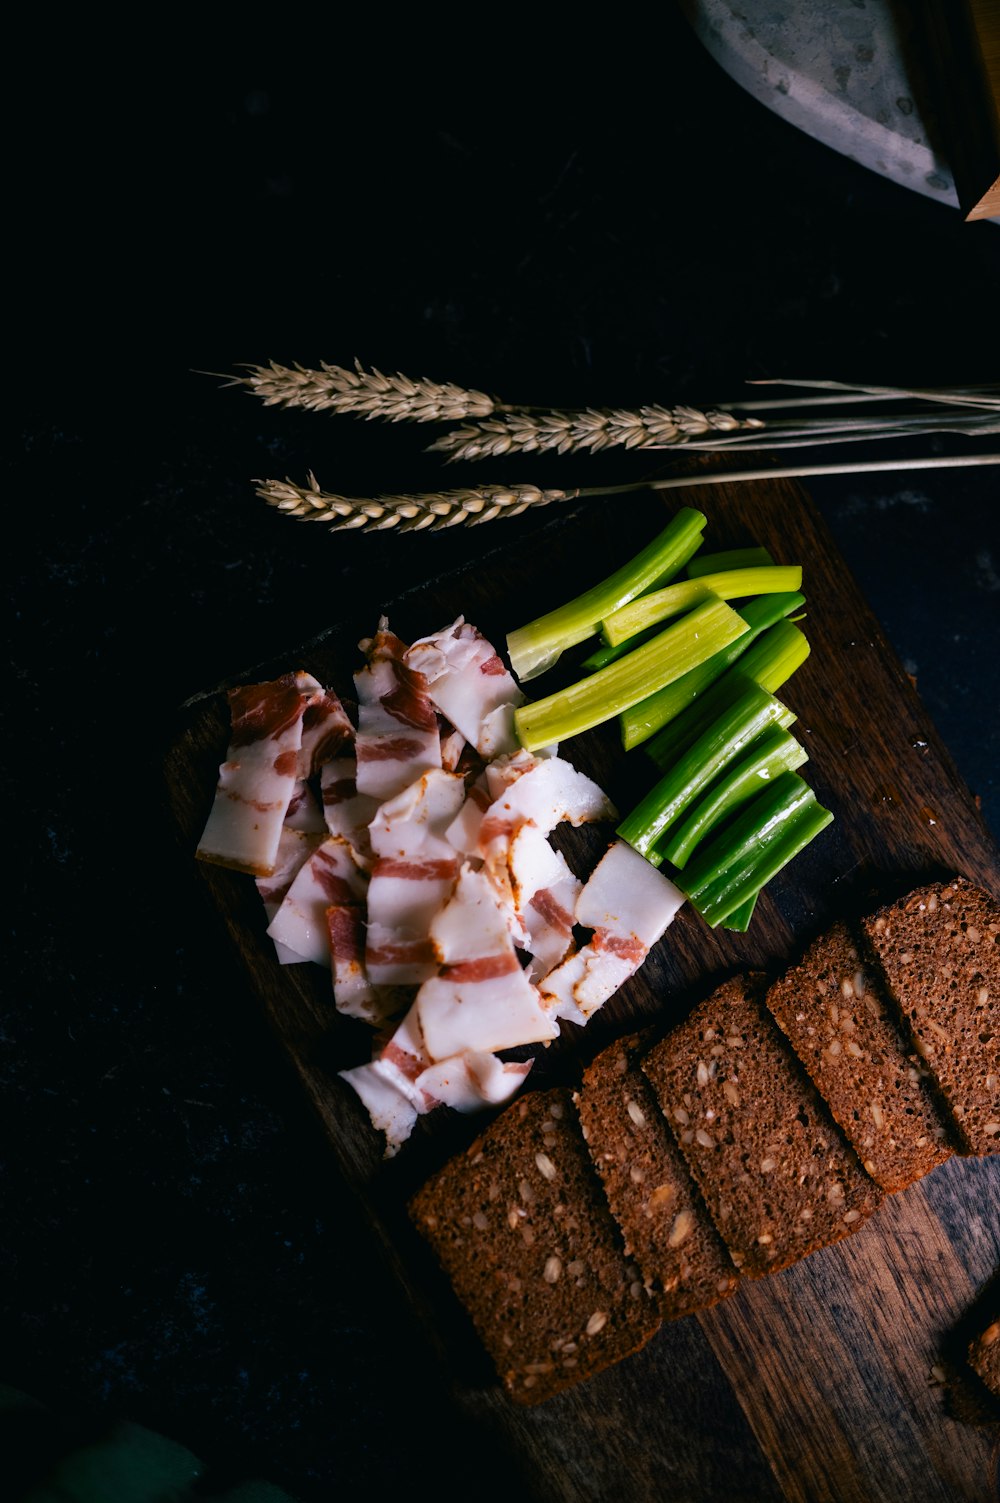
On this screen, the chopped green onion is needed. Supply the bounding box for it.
[655,725,808,869]
[721,893,758,932]
[579,527,707,672]
[679,772,834,928]
[620,594,806,752]
[580,622,662,673]
[601,565,802,648]
[647,620,810,771]
[615,683,796,861]
[514,598,749,752]
[687,546,774,578]
[506,507,707,682]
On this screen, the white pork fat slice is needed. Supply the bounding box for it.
[414,1050,532,1112]
[405,617,524,759]
[283,780,327,834]
[339,1061,421,1158]
[256,826,324,964]
[479,753,617,863]
[541,840,686,1024]
[353,620,441,803]
[507,822,581,979]
[444,777,492,860]
[266,835,367,968]
[295,674,354,778]
[340,1007,435,1155]
[320,756,378,869]
[417,865,559,1061]
[478,752,616,935]
[196,673,314,876]
[365,769,465,987]
[326,904,387,1023]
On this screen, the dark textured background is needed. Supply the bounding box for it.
[6,11,999,1499]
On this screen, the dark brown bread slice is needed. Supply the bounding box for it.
[765,921,955,1193]
[861,877,1000,1156]
[642,976,884,1278]
[409,1087,661,1405]
[968,1314,1000,1400]
[573,1034,740,1318]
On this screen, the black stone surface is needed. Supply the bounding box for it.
[7,13,999,1500]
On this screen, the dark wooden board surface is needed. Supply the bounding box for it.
[165,473,1000,1503]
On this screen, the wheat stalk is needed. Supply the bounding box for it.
[256,473,576,532]
[231,359,497,422]
[229,362,999,463]
[428,400,1000,462]
[257,454,1000,535]
[426,404,758,461]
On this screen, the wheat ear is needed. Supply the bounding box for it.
[230,360,497,421]
[255,474,576,532]
[426,405,757,461]
[257,454,1000,535]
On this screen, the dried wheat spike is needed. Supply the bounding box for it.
[255,474,576,533]
[235,360,497,422]
[427,404,759,461]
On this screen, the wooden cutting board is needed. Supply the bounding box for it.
[165,472,1000,1503]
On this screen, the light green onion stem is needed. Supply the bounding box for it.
[602,565,802,648]
[647,621,810,772]
[655,725,808,869]
[580,529,706,672]
[514,598,748,751]
[506,507,707,682]
[687,546,774,578]
[615,684,795,861]
[679,772,834,928]
[621,594,805,752]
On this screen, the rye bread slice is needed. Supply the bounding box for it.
[641,976,883,1277]
[968,1313,1000,1400]
[408,1087,661,1405]
[765,922,955,1193]
[573,1035,740,1318]
[861,878,1000,1156]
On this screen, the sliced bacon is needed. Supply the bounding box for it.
[438,718,467,773]
[320,757,378,869]
[326,904,387,1023]
[417,865,559,1060]
[524,871,582,982]
[338,1060,423,1158]
[541,840,686,1024]
[266,835,367,967]
[197,672,316,876]
[229,674,305,747]
[296,674,354,777]
[354,621,441,801]
[284,779,326,834]
[413,1051,533,1113]
[256,826,324,964]
[405,617,524,759]
[365,769,466,987]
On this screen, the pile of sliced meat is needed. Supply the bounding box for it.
[197,617,686,1153]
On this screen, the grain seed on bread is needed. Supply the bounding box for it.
[409,1087,661,1405]
[574,1035,740,1318]
[642,976,884,1277]
[765,921,955,1192]
[862,878,1000,1156]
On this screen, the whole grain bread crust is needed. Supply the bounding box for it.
[642,976,883,1277]
[861,878,1000,1156]
[409,1087,661,1404]
[765,921,955,1192]
[574,1035,739,1318]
